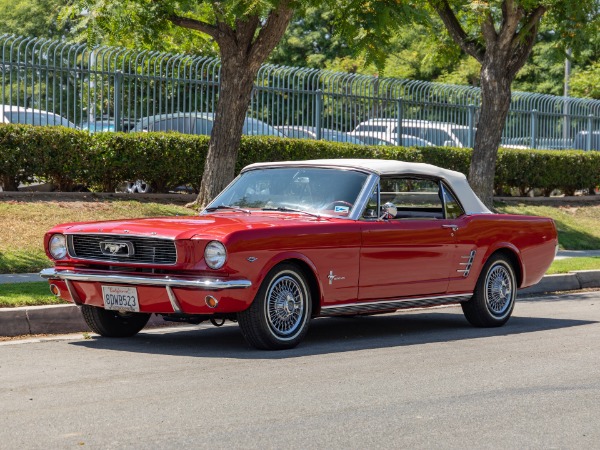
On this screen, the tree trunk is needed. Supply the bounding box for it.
[469,59,513,208]
[195,56,257,207]
[179,4,293,209]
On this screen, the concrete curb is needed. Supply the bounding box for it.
[0,304,171,337]
[519,270,600,295]
[2,270,600,338]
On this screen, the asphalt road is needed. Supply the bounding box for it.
[1,292,599,449]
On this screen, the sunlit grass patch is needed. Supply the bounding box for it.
[0,282,67,307]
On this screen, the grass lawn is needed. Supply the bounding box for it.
[0,199,194,273]
[496,203,600,250]
[3,199,599,273]
[0,282,67,307]
[546,257,600,275]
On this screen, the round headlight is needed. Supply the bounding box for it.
[49,234,67,259]
[204,241,227,269]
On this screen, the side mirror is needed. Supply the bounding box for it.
[379,202,397,220]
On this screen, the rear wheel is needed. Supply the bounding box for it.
[462,254,516,327]
[81,305,151,337]
[238,263,312,350]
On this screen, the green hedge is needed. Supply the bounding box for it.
[1,123,599,195]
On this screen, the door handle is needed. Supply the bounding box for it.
[442,224,459,231]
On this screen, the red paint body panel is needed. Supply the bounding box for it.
[44,209,557,315]
[359,219,457,299]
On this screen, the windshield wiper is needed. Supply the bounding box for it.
[205,205,251,214]
[261,206,322,219]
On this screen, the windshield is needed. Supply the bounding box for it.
[207,167,370,217]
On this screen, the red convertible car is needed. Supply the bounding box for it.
[41,159,558,349]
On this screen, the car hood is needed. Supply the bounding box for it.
[58,213,335,240]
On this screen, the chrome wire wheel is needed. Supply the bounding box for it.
[484,262,514,318]
[238,263,312,350]
[461,255,517,328]
[265,274,305,338]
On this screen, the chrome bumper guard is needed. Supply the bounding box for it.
[39,268,252,290]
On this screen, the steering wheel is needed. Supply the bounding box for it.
[325,200,354,212]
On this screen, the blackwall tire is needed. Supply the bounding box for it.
[238,263,312,350]
[81,305,151,337]
[462,254,516,327]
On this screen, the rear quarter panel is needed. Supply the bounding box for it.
[449,214,557,293]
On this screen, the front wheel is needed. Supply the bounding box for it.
[238,263,312,350]
[81,305,151,337]
[462,255,517,327]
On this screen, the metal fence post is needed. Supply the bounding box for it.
[315,89,323,140]
[530,109,538,149]
[587,114,594,151]
[114,70,123,132]
[468,104,476,148]
[396,98,403,146]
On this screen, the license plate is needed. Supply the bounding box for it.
[101,286,140,312]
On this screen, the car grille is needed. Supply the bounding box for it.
[67,234,177,265]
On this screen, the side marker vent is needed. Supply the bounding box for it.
[457,250,476,277]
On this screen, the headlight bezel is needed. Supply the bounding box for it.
[204,240,227,269]
[49,233,68,260]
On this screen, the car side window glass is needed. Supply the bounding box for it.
[441,183,465,219]
[380,177,444,219]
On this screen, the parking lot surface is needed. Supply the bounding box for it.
[1,291,599,449]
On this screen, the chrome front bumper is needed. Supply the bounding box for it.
[39,268,252,290]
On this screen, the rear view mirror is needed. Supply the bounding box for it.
[379,202,397,220]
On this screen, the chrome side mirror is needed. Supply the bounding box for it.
[379,202,397,220]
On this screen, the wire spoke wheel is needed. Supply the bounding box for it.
[461,255,516,327]
[266,275,305,337]
[485,264,514,316]
[238,263,312,350]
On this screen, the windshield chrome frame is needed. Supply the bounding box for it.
[202,166,377,221]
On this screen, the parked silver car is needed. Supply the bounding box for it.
[276,126,364,144]
[349,118,473,148]
[132,112,284,137]
[1,105,76,128]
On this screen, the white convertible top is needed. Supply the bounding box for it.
[242,159,491,215]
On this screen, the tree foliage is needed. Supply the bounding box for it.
[269,6,353,68]
[429,0,599,206]
[63,0,305,206]
[0,0,71,38]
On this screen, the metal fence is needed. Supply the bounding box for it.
[2,34,599,150]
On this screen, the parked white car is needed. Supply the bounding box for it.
[356,134,434,147]
[0,105,76,128]
[349,118,473,148]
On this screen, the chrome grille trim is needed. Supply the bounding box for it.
[67,234,177,265]
[320,294,472,316]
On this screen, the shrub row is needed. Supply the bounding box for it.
[1,124,599,195]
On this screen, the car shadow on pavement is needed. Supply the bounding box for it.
[69,306,597,359]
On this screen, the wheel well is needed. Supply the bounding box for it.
[280,259,322,317]
[488,248,523,287]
